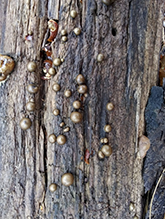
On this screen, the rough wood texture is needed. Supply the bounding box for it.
[0,0,164,218]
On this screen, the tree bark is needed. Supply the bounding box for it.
[0,0,164,218]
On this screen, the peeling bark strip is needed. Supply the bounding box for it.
[0,0,164,219]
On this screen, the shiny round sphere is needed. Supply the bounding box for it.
[101,145,112,157]
[53,58,61,66]
[77,85,88,94]
[70,10,77,18]
[48,67,56,76]
[49,183,57,192]
[57,135,66,145]
[106,102,114,111]
[52,83,60,92]
[61,173,74,186]
[103,138,108,144]
[64,89,72,97]
[27,83,39,94]
[20,117,32,130]
[61,36,67,42]
[70,112,83,123]
[26,101,35,111]
[73,100,81,109]
[63,127,70,132]
[98,150,105,159]
[61,29,67,36]
[53,109,60,116]
[60,122,65,127]
[48,134,56,143]
[0,73,7,81]
[100,138,104,143]
[76,74,85,84]
[104,124,112,132]
[27,61,37,72]
[97,54,104,62]
[73,28,81,36]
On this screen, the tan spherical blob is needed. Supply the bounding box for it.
[106,102,114,111]
[53,58,61,66]
[103,138,108,144]
[76,74,85,84]
[61,173,74,186]
[102,0,114,5]
[61,36,67,42]
[26,101,35,112]
[70,112,83,123]
[63,127,70,132]
[77,85,88,94]
[49,183,57,192]
[48,134,56,143]
[138,135,150,159]
[0,55,15,76]
[52,83,60,92]
[60,122,65,127]
[73,100,81,109]
[101,145,112,157]
[98,150,105,159]
[48,67,56,76]
[73,28,81,36]
[100,138,104,143]
[57,135,66,145]
[0,73,7,81]
[64,89,72,97]
[104,124,112,132]
[53,109,60,116]
[129,202,135,211]
[133,216,138,219]
[97,54,104,62]
[70,10,77,18]
[20,117,32,130]
[27,83,39,94]
[61,29,67,36]
[27,61,37,72]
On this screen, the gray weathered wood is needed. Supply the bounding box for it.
[0,0,164,218]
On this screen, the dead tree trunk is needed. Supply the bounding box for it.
[0,0,164,218]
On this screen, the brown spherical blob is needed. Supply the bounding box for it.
[77,85,88,94]
[57,134,66,145]
[27,83,39,94]
[0,73,7,81]
[61,36,67,42]
[97,54,104,62]
[102,0,114,5]
[26,101,35,112]
[48,67,56,76]
[98,150,105,159]
[76,74,85,85]
[0,55,15,76]
[106,102,114,111]
[53,109,60,116]
[49,183,57,192]
[104,124,112,132]
[70,10,77,18]
[70,112,83,123]
[63,127,70,132]
[73,28,81,36]
[73,100,81,109]
[138,135,150,159]
[101,145,112,157]
[48,134,56,143]
[64,89,72,98]
[103,138,108,144]
[60,122,65,127]
[61,173,74,186]
[61,29,67,36]
[20,117,32,130]
[53,58,61,66]
[27,61,37,72]
[52,83,60,92]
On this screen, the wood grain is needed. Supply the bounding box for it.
[0,0,164,218]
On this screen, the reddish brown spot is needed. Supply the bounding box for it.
[85,149,90,164]
[47,20,58,42]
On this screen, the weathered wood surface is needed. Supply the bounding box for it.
[0,0,164,218]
